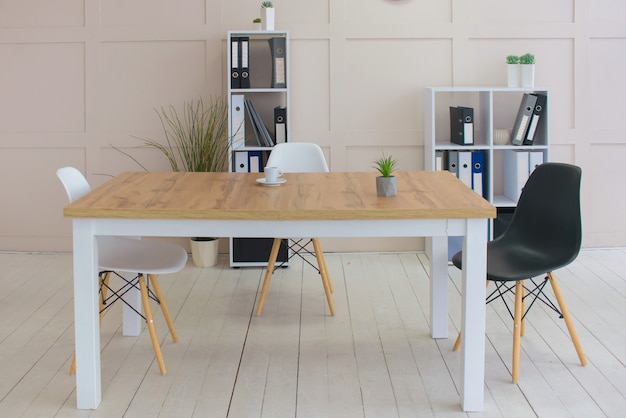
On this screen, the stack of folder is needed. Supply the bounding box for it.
[444,150,486,197]
[511,93,547,145]
[231,37,250,89]
[245,99,275,147]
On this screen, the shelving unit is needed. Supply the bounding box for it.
[227,30,290,267]
[424,86,549,257]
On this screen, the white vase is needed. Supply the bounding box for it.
[253,22,262,30]
[507,64,520,88]
[261,7,275,30]
[190,238,219,267]
[520,64,535,88]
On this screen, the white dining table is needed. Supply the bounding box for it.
[64,170,495,411]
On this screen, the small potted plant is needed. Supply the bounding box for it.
[519,53,535,88]
[506,55,519,87]
[373,153,399,197]
[261,1,274,30]
[252,17,262,30]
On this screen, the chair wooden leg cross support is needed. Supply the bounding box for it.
[453,272,587,382]
[256,237,335,316]
[70,272,178,376]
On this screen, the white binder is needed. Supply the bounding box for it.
[503,150,529,202]
[458,151,472,188]
[231,94,246,149]
[234,151,249,172]
[529,151,544,174]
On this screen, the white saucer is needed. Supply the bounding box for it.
[256,177,287,186]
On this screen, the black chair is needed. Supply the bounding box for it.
[451,162,587,382]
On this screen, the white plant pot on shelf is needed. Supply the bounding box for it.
[261,7,275,30]
[520,64,535,88]
[190,237,219,267]
[507,64,520,87]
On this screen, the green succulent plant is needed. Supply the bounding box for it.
[261,1,273,8]
[373,154,398,177]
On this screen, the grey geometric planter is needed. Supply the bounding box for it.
[376,176,397,197]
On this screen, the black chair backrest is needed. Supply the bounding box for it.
[498,162,582,270]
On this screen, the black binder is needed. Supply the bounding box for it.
[230,37,240,89]
[449,106,474,145]
[511,93,537,146]
[274,106,287,144]
[239,36,250,88]
[524,93,547,145]
[268,37,286,88]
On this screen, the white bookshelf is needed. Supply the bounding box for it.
[227,30,290,267]
[424,86,549,257]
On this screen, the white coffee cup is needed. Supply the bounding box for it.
[264,166,284,183]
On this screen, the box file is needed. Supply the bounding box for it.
[450,106,474,145]
[447,150,458,176]
[268,37,286,88]
[274,106,287,144]
[231,37,240,89]
[524,93,547,145]
[239,37,250,88]
[529,151,544,174]
[458,151,472,188]
[503,150,529,202]
[234,151,249,172]
[511,93,537,146]
[471,151,485,197]
[230,94,246,149]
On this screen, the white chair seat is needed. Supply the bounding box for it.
[98,236,188,275]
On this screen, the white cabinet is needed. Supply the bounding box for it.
[227,30,290,267]
[424,87,549,257]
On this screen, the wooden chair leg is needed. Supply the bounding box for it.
[548,272,587,366]
[139,274,167,375]
[256,238,282,316]
[453,280,490,351]
[312,238,335,316]
[512,280,524,383]
[148,274,178,342]
[312,238,333,293]
[70,272,112,374]
[520,284,526,337]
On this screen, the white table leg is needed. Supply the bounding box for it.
[73,219,102,409]
[459,218,487,411]
[122,273,142,336]
[430,235,448,338]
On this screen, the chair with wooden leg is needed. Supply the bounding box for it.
[255,143,335,316]
[57,167,188,375]
[451,163,587,382]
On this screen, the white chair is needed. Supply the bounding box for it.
[57,167,188,375]
[255,143,335,316]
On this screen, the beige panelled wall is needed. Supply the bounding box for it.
[0,0,624,252]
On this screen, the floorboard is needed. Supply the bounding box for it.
[0,249,624,417]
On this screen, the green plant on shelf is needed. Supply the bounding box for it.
[253,17,261,23]
[261,1,273,8]
[519,53,535,64]
[506,55,520,64]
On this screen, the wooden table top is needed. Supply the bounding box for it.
[64,171,496,221]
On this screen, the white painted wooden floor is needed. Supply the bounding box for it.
[0,249,625,417]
